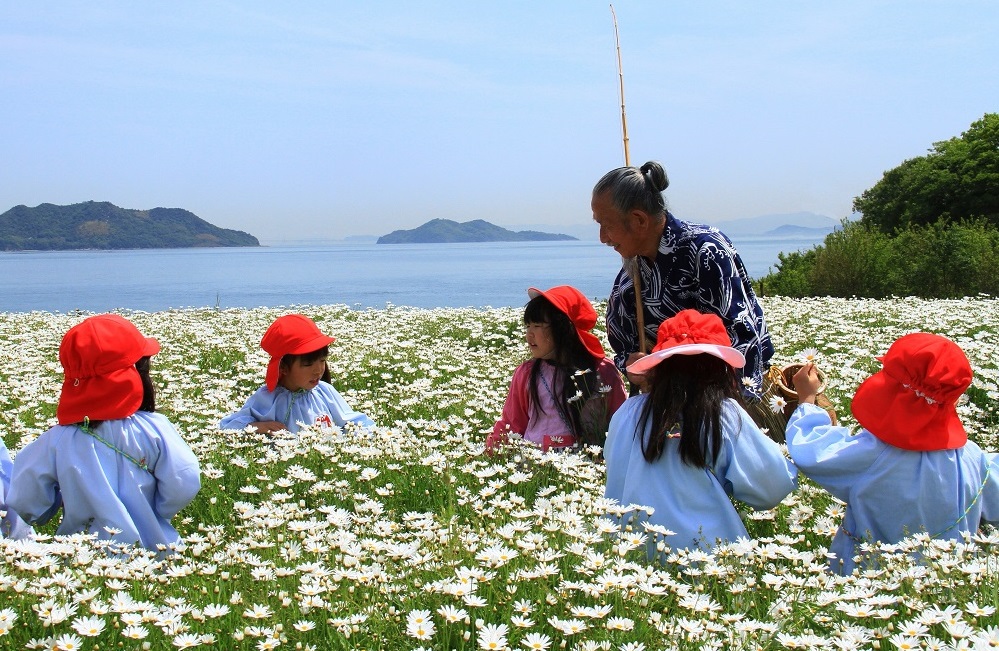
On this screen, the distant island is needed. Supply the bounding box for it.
[711,211,840,238]
[762,224,838,237]
[0,201,259,251]
[377,219,576,244]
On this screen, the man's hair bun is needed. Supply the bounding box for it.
[640,161,669,192]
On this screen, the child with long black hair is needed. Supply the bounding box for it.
[487,286,627,452]
[604,309,796,555]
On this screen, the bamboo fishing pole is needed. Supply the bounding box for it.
[610,4,647,355]
[611,4,630,168]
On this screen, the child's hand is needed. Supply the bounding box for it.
[250,421,288,435]
[624,352,650,393]
[792,363,822,405]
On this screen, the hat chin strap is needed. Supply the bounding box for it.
[901,382,939,405]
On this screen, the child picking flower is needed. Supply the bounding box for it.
[220,314,374,434]
[8,314,200,551]
[487,286,627,452]
[787,333,999,574]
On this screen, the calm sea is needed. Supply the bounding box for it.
[0,236,824,313]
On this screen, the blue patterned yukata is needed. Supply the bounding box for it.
[606,213,773,397]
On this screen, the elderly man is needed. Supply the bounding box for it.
[591,160,774,403]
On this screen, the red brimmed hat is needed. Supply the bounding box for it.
[527,286,605,359]
[851,332,971,451]
[261,314,335,391]
[57,314,160,425]
[627,309,745,375]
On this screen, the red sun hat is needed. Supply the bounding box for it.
[527,286,605,359]
[627,309,745,375]
[851,332,972,451]
[261,314,335,391]
[57,314,160,425]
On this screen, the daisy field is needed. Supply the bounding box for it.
[1,296,997,650]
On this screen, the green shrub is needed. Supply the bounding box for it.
[757,249,816,297]
[759,220,999,298]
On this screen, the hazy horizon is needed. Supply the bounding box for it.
[3,3,995,243]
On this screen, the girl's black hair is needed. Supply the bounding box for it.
[524,295,601,441]
[279,346,332,385]
[636,353,744,467]
[135,356,156,413]
[78,356,156,429]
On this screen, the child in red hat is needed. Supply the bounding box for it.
[487,286,627,452]
[220,314,374,434]
[604,309,797,556]
[788,333,999,575]
[7,314,201,551]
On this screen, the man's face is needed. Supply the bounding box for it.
[591,192,643,258]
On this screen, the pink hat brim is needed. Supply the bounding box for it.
[627,343,745,375]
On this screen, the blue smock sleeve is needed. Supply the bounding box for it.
[219,389,264,430]
[7,428,65,526]
[714,402,797,509]
[981,450,999,526]
[324,383,375,428]
[219,385,280,431]
[785,403,883,503]
[151,421,202,520]
[1,440,34,539]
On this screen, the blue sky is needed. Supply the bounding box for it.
[2,2,996,244]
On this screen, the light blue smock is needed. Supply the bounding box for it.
[219,381,374,433]
[787,403,999,574]
[7,411,201,551]
[604,396,797,554]
[1,438,33,540]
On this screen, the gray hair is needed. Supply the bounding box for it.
[592,160,669,217]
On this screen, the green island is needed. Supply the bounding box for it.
[0,201,259,251]
[377,218,576,243]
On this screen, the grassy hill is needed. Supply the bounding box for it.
[0,201,259,250]
[377,218,576,243]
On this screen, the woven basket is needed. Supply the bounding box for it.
[759,363,839,443]
[772,363,826,400]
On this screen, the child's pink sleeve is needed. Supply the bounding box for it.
[488,362,532,451]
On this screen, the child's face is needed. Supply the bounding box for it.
[279,354,328,391]
[525,321,555,360]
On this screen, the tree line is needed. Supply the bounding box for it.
[759,113,999,298]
